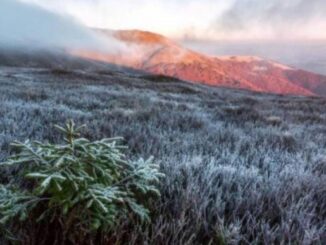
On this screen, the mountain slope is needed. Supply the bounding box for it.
[75,29,326,96]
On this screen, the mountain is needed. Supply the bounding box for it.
[74,29,326,96]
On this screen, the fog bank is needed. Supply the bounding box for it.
[0,0,123,53]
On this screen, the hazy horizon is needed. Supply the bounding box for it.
[21,0,326,41]
[183,39,326,76]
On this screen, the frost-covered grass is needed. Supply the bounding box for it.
[0,66,325,244]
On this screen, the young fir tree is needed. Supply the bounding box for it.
[0,120,164,243]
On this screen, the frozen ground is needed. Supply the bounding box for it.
[0,65,325,244]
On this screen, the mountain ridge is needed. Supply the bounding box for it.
[73,29,326,96]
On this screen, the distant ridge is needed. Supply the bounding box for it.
[75,29,326,96]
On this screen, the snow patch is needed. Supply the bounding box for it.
[218,56,263,62]
[270,62,294,70]
[253,65,268,72]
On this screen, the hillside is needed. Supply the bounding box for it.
[0,65,325,244]
[75,29,326,96]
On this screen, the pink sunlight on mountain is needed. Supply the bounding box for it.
[74,30,326,96]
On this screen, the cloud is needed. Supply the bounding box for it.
[20,0,228,39]
[212,0,326,40]
[0,0,123,52]
[7,0,326,41]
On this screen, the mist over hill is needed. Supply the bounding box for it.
[75,29,326,97]
[2,0,326,97]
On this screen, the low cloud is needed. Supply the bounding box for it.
[0,0,124,52]
[212,0,326,40]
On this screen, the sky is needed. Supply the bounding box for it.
[16,0,326,40]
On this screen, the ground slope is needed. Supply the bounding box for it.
[0,65,325,244]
